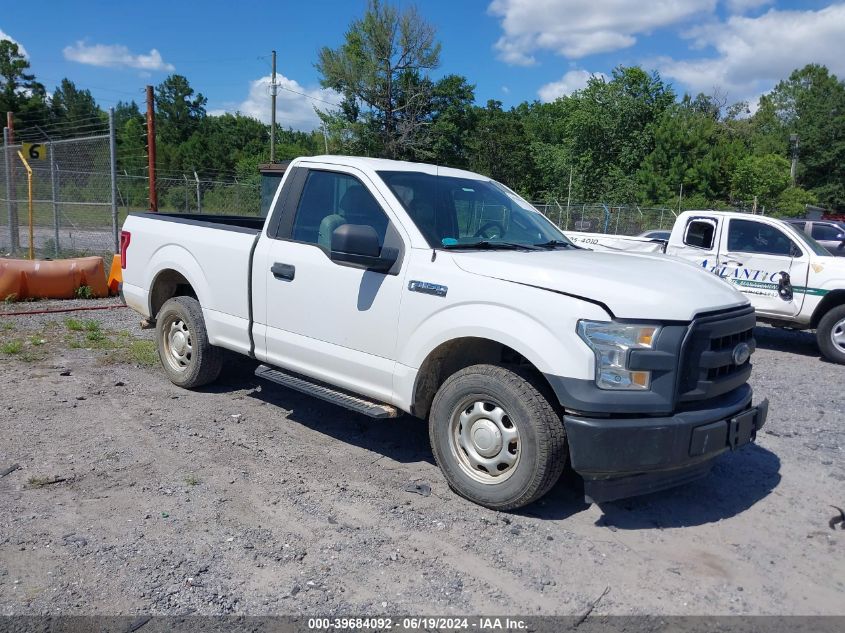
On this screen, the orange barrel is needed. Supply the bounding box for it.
[0,257,109,300]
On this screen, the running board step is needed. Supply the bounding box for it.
[254,364,399,419]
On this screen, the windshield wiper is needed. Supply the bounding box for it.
[534,239,573,249]
[441,240,539,251]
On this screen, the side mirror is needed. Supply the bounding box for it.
[330,224,397,273]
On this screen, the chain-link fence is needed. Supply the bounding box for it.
[1,129,117,259]
[119,174,260,218]
[533,201,679,236]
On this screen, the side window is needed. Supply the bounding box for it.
[811,223,845,241]
[291,171,389,250]
[728,219,795,256]
[684,219,716,249]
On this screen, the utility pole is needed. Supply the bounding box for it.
[789,133,799,186]
[7,112,19,252]
[270,50,278,163]
[146,85,158,211]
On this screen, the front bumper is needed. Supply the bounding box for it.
[563,385,768,503]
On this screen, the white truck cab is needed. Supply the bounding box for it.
[120,157,768,510]
[566,210,845,364]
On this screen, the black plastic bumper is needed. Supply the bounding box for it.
[563,385,768,503]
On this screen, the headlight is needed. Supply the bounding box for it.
[577,320,661,390]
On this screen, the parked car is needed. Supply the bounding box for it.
[785,220,845,257]
[637,229,671,241]
[121,156,767,509]
[564,210,845,363]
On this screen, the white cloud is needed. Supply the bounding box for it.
[216,74,341,132]
[63,41,174,71]
[658,5,845,104]
[538,69,607,101]
[0,28,27,57]
[489,0,716,64]
[723,0,773,13]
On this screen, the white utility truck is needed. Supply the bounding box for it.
[564,210,845,364]
[120,157,768,509]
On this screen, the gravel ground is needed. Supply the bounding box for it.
[0,299,842,617]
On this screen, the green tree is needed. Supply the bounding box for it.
[50,78,103,132]
[638,104,742,206]
[731,154,791,208]
[0,38,48,128]
[764,64,845,207]
[316,0,441,158]
[466,100,536,195]
[155,74,207,147]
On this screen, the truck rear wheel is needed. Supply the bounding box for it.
[817,304,845,364]
[156,296,222,388]
[429,364,567,510]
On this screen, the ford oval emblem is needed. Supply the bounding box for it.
[732,342,751,366]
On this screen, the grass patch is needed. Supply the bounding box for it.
[28,335,46,346]
[74,285,94,299]
[129,340,158,366]
[1,340,23,355]
[184,473,201,486]
[0,321,15,331]
[85,329,106,343]
[84,319,101,332]
[3,293,18,304]
[65,318,84,332]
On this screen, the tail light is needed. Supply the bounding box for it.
[120,230,131,269]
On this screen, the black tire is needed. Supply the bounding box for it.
[155,296,223,388]
[816,304,845,364]
[428,364,567,510]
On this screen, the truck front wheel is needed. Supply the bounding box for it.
[429,364,567,510]
[156,296,223,388]
[817,304,845,364]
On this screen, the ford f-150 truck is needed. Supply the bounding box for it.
[564,210,845,365]
[120,156,768,509]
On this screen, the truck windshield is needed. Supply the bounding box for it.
[784,223,833,257]
[378,170,571,249]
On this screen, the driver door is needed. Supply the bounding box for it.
[258,165,407,403]
[718,218,809,318]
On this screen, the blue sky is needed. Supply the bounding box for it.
[2,1,844,130]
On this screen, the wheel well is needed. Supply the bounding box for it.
[810,289,845,328]
[149,269,198,318]
[411,337,556,419]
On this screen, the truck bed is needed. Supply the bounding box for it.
[131,212,265,233]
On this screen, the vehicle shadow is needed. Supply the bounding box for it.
[204,355,780,525]
[754,325,820,358]
[203,354,435,466]
[591,444,781,530]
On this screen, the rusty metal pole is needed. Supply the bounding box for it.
[7,112,19,252]
[146,85,158,212]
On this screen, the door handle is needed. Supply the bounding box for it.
[271,262,295,281]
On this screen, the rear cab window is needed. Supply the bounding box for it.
[683,219,717,249]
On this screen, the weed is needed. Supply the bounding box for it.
[65,318,84,332]
[3,293,17,304]
[129,340,158,366]
[29,335,46,346]
[26,476,50,488]
[1,340,22,355]
[184,474,201,486]
[74,285,93,299]
[85,330,106,343]
[0,321,14,331]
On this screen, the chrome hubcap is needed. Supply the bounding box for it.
[832,318,845,352]
[162,317,192,372]
[450,400,520,484]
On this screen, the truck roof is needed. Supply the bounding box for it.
[295,155,489,181]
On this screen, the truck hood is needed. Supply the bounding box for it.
[450,249,747,321]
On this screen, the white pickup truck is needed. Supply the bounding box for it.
[120,156,768,509]
[564,210,845,364]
